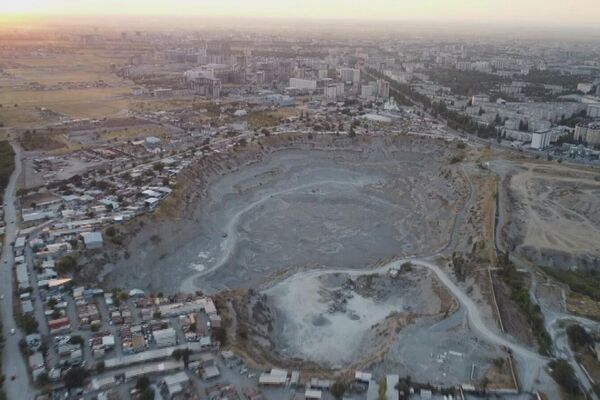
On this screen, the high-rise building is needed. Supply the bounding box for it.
[324,85,338,100]
[531,130,551,149]
[339,68,360,84]
[289,78,317,90]
[587,103,600,118]
[575,123,600,146]
[376,79,390,99]
[361,83,376,98]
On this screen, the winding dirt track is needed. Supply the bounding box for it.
[179,178,376,293]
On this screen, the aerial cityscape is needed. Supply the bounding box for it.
[1,2,600,400]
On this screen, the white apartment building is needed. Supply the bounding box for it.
[289,78,317,90]
[471,94,490,106]
[587,103,600,118]
[339,68,360,84]
[531,130,551,150]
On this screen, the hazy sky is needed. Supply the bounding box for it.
[2,0,599,28]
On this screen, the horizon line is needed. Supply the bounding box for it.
[3,13,600,32]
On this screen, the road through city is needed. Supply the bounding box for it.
[1,142,37,400]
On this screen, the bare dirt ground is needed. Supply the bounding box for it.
[502,162,600,270]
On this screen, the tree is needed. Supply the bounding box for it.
[172,348,192,368]
[494,113,502,126]
[396,376,412,399]
[96,361,105,373]
[63,367,89,389]
[548,359,581,395]
[21,314,39,334]
[378,377,387,400]
[136,376,150,392]
[140,388,155,400]
[480,376,489,391]
[153,162,164,172]
[566,324,592,348]
[68,335,84,346]
[36,371,50,386]
[56,254,78,274]
[330,381,347,400]
[213,326,227,346]
[400,262,412,273]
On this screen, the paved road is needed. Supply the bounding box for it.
[1,142,38,400]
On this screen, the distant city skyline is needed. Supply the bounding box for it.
[1,0,599,30]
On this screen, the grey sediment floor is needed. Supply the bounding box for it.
[103,137,465,294]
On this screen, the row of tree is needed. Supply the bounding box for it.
[365,68,498,139]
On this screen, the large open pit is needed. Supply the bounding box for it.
[103,135,469,294]
[99,135,515,386]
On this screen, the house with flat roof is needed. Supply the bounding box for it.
[82,231,103,249]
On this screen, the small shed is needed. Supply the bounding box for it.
[82,231,103,249]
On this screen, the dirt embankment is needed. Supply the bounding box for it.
[155,132,463,221]
[501,163,600,271]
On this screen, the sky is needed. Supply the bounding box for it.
[1,0,598,29]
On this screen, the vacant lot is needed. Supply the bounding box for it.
[243,107,299,129]
[0,87,134,126]
[0,49,136,127]
[504,163,600,270]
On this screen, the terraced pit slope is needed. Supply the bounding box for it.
[103,134,469,294]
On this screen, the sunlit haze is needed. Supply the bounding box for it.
[1,0,599,29]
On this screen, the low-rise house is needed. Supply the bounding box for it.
[48,317,71,334]
[154,327,178,348]
[82,231,104,249]
[161,371,191,399]
[21,299,34,315]
[14,236,26,252]
[305,389,322,400]
[203,365,221,380]
[258,369,287,386]
[16,263,30,290]
[29,352,46,381]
